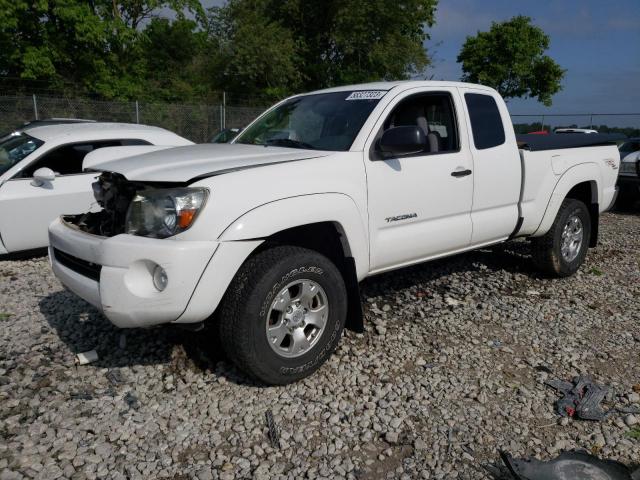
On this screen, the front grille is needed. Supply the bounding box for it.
[54,248,102,282]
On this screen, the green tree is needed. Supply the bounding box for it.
[141,18,209,101]
[0,0,205,98]
[208,2,303,100]
[208,0,438,98]
[457,16,565,106]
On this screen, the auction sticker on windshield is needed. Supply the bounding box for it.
[345,91,387,100]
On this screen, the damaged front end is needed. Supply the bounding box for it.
[63,171,208,239]
[63,172,144,237]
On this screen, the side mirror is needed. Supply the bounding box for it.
[31,167,56,187]
[377,126,426,157]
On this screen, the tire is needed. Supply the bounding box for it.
[532,198,591,277]
[217,245,347,385]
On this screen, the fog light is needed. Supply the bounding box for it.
[152,265,168,291]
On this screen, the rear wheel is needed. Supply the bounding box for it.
[217,245,347,385]
[532,198,591,277]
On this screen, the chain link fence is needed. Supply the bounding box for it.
[0,94,268,143]
[2,94,639,142]
[511,114,640,136]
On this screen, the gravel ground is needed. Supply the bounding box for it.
[1,209,639,480]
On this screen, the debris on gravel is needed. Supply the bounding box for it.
[0,211,639,479]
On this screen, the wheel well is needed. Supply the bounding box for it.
[257,222,364,332]
[565,181,599,247]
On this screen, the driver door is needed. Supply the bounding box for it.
[365,88,474,272]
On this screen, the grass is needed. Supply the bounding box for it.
[588,267,604,276]
[626,427,640,440]
[0,312,11,321]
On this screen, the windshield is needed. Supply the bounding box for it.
[235,90,386,151]
[0,133,44,175]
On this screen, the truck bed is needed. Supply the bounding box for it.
[516,133,622,151]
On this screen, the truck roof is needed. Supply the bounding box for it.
[306,80,496,96]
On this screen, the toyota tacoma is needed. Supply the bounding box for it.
[49,81,620,384]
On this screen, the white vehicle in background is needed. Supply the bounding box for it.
[49,81,619,385]
[616,138,640,204]
[0,122,192,254]
[554,128,599,134]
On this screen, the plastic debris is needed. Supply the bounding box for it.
[545,375,610,421]
[105,369,125,386]
[494,450,639,480]
[75,350,99,365]
[265,409,280,449]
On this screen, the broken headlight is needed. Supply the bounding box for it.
[125,188,208,238]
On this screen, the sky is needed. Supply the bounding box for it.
[199,0,639,127]
[424,0,640,127]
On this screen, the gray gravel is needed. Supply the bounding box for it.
[1,210,639,480]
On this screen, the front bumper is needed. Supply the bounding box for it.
[49,217,219,328]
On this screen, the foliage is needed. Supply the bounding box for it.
[210,0,437,94]
[457,16,565,106]
[626,427,640,440]
[0,0,438,102]
[208,2,304,100]
[0,0,204,99]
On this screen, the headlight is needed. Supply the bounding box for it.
[125,188,208,238]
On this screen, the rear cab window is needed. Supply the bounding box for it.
[464,93,505,150]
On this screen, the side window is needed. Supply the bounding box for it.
[380,92,459,156]
[20,139,150,177]
[464,93,505,150]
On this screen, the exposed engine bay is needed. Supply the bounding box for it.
[63,172,143,237]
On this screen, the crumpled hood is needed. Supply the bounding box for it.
[86,143,332,183]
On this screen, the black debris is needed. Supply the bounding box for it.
[123,391,140,410]
[69,391,93,401]
[534,365,553,374]
[265,409,280,449]
[495,450,638,480]
[105,368,125,386]
[545,375,609,421]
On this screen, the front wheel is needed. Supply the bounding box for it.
[531,198,591,277]
[217,245,347,385]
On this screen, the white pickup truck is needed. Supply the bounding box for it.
[49,81,619,384]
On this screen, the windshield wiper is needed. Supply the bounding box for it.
[264,138,316,150]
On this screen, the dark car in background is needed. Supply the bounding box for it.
[210,127,241,143]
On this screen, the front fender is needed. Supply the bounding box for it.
[533,163,601,237]
[219,193,370,280]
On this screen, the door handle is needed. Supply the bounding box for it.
[451,169,472,177]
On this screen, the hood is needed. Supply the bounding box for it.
[87,143,332,183]
[83,145,176,171]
